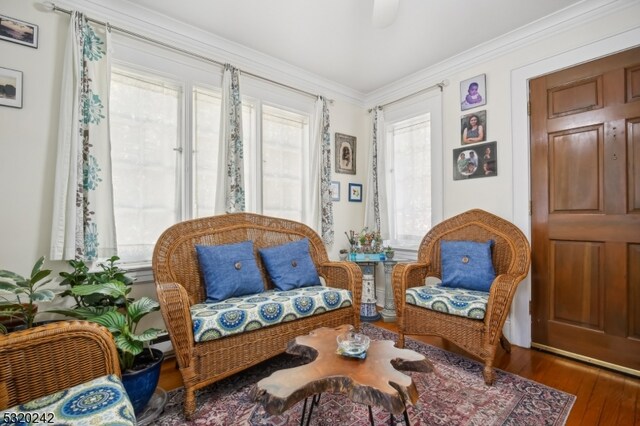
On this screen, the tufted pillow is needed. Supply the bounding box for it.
[196,240,265,302]
[258,238,321,291]
[440,240,496,292]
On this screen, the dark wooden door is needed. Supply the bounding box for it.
[530,46,640,372]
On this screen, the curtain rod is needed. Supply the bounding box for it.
[368,80,447,112]
[45,2,332,103]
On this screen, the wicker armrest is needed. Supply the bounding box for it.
[155,282,195,369]
[484,274,521,345]
[0,321,120,409]
[392,262,429,311]
[318,261,362,328]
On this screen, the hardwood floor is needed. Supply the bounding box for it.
[158,320,640,425]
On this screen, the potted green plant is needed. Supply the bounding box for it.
[52,256,164,415]
[384,246,395,260]
[0,256,55,333]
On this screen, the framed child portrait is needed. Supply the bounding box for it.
[460,74,486,111]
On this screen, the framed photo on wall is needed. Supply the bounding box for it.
[330,181,340,201]
[460,74,486,111]
[348,183,362,202]
[335,133,356,175]
[0,14,38,48]
[0,67,23,108]
[461,110,487,144]
[453,141,497,180]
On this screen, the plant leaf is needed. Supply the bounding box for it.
[31,269,52,284]
[30,256,45,278]
[71,281,127,298]
[115,334,143,357]
[30,289,56,302]
[0,270,24,281]
[0,282,18,291]
[130,328,162,342]
[90,310,127,334]
[48,306,116,320]
[127,297,160,323]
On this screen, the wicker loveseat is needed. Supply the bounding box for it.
[152,213,362,418]
[0,321,135,425]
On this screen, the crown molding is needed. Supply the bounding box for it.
[51,0,637,109]
[364,0,638,107]
[53,0,366,106]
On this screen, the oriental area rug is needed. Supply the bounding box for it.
[151,324,575,425]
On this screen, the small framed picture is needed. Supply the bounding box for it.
[461,110,487,145]
[460,74,486,111]
[0,67,23,108]
[348,183,362,202]
[335,133,356,175]
[330,181,340,202]
[0,14,39,48]
[453,141,497,180]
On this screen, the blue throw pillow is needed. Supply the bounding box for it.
[258,238,321,291]
[196,241,265,302]
[440,240,496,292]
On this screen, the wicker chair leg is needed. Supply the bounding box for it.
[482,365,496,385]
[184,388,197,420]
[397,333,405,348]
[500,335,512,353]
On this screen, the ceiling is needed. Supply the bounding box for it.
[125,0,584,94]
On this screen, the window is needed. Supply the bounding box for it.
[261,105,309,221]
[109,60,313,266]
[110,68,181,263]
[384,92,443,252]
[386,114,431,248]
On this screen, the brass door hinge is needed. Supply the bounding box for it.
[527,101,531,116]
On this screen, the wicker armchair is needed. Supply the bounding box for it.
[0,321,121,410]
[393,209,531,385]
[152,212,362,419]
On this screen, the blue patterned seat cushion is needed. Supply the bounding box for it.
[191,286,353,342]
[405,284,489,320]
[0,374,135,425]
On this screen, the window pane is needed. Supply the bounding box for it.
[390,114,431,246]
[110,68,181,263]
[261,105,308,221]
[193,88,221,218]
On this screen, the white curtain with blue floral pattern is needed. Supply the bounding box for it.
[309,97,334,246]
[364,107,390,239]
[50,12,116,261]
[215,64,245,214]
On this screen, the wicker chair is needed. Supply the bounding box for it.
[393,209,531,385]
[0,321,121,410]
[152,212,362,419]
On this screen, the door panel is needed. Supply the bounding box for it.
[531,46,640,373]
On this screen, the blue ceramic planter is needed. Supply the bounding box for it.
[122,348,164,415]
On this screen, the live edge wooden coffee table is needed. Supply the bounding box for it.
[252,324,433,425]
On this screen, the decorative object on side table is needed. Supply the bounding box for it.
[338,249,349,261]
[50,256,165,417]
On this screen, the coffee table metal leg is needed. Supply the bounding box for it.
[368,405,375,425]
[300,393,322,426]
[387,408,411,426]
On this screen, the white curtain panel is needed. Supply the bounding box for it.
[50,12,116,261]
[308,97,334,246]
[364,107,390,239]
[215,64,245,214]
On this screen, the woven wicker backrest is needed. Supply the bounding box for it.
[417,209,530,280]
[152,213,330,305]
[0,321,120,409]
